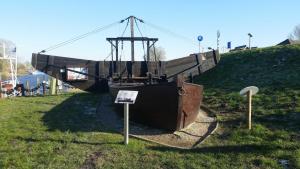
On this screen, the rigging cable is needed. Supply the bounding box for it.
[103,53,112,61]
[39,20,124,53]
[119,20,129,76]
[120,19,130,37]
[144,21,198,47]
[135,18,146,61]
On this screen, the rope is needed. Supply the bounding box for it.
[120,19,129,37]
[104,53,111,61]
[39,20,122,53]
[144,21,198,47]
[135,19,144,38]
[135,19,147,61]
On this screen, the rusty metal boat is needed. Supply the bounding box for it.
[31,16,220,131]
[109,78,203,130]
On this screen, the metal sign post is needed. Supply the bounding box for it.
[115,90,138,145]
[239,86,259,130]
[197,35,203,54]
[124,103,129,144]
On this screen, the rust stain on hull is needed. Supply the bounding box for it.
[110,81,203,131]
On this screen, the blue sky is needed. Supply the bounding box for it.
[1,0,299,62]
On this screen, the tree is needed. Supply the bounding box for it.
[149,46,166,61]
[289,24,300,40]
[0,60,32,80]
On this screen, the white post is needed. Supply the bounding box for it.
[15,49,17,87]
[198,41,201,54]
[247,90,252,130]
[124,103,129,145]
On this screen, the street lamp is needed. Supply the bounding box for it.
[248,33,253,50]
[217,30,220,50]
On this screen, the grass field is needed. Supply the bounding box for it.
[0,44,299,168]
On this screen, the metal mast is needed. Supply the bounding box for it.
[130,16,135,62]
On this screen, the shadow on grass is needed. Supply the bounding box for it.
[254,112,300,133]
[42,92,116,133]
[149,144,290,154]
[41,92,172,137]
[15,136,122,146]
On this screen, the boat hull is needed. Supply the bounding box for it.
[31,50,219,93]
[110,81,203,131]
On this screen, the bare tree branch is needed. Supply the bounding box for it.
[289,24,300,40]
[149,46,166,61]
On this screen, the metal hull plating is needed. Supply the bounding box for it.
[110,81,203,131]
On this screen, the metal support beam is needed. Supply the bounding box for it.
[111,43,114,75]
[106,37,158,42]
[147,40,150,61]
[116,40,118,73]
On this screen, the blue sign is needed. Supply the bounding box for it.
[227,41,231,49]
[197,35,203,42]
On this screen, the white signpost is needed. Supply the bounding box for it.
[115,90,138,145]
[239,86,259,130]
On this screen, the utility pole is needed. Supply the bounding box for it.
[217,30,220,51]
[130,16,135,62]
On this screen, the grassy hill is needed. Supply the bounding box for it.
[195,44,300,168]
[0,45,299,168]
[197,44,300,91]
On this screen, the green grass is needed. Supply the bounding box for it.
[195,44,300,168]
[0,44,299,168]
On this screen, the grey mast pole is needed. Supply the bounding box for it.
[130,16,135,77]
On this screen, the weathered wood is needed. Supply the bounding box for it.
[49,76,56,95]
[32,50,219,93]
[55,74,59,95]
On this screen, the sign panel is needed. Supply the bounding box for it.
[66,67,88,81]
[227,42,231,49]
[197,35,203,42]
[115,90,138,104]
[239,86,259,96]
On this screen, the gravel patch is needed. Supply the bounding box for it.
[97,94,218,149]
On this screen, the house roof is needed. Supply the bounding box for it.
[277,39,300,45]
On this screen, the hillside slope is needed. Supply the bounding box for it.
[195,44,300,168]
[197,44,300,91]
